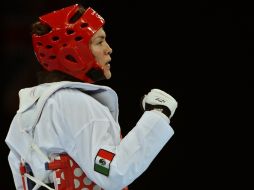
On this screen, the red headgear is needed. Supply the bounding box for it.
[32,4,105,83]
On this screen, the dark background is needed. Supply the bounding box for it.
[1,0,252,189]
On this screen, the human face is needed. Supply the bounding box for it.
[90,28,113,79]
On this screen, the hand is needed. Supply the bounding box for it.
[141,89,178,119]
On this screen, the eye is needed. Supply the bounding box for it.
[96,40,104,45]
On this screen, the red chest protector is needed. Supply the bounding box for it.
[20,154,128,190]
[46,154,102,190]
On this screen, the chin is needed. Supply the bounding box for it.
[104,72,112,79]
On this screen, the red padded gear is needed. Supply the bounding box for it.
[32,4,105,83]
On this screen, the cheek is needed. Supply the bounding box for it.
[92,49,103,61]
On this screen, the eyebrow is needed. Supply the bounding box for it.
[96,35,106,40]
[91,30,106,43]
[92,35,106,43]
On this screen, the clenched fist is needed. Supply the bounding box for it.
[141,89,178,119]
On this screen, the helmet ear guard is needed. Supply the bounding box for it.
[32,4,105,83]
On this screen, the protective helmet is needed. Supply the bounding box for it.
[32,4,105,83]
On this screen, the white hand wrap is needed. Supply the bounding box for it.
[142,89,178,119]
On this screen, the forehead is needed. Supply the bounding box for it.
[92,28,106,40]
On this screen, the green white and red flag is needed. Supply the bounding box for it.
[94,149,115,176]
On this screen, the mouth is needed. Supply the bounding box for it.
[103,61,111,70]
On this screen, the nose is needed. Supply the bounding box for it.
[107,47,113,55]
[105,42,113,55]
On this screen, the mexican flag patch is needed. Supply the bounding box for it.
[94,149,115,176]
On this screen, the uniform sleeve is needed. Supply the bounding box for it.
[90,112,173,190]
[51,89,174,190]
[8,151,23,190]
[110,111,174,186]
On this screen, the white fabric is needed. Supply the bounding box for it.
[5,81,174,190]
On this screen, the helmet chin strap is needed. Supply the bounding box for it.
[86,68,106,82]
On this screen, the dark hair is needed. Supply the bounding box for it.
[31,21,52,36]
[32,5,86,84]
